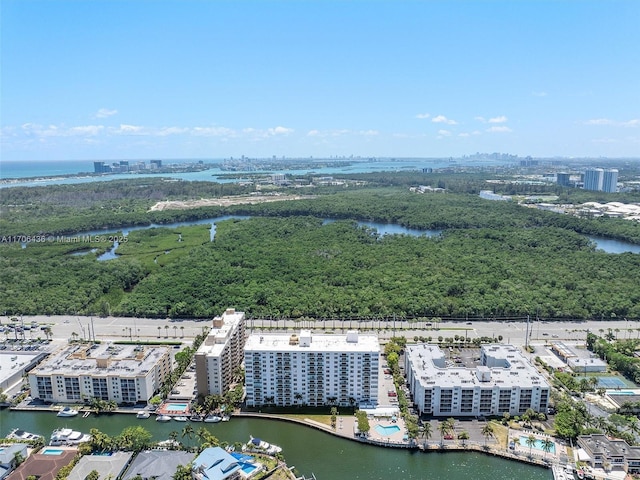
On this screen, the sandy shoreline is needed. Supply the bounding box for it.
[148,194,313,211]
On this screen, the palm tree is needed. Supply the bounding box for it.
[157,326,161,338]
[181,424,194,448]
[421,422,432,447]
[481,423,494,448]
[165,325,169,338]
[173,325,178,338]
[525,434,537,458]
[439,420,452,446]
[458,431,470,447]
[541,438,554,456]
[180,326,185,338]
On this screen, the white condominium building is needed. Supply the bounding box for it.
[194,308,246,397]
[405,344,550,417]
[244,330,379,407]
[28,343,172,404]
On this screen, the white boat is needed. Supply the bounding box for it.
[7,428,43,441]
[189,414,204,422]
[174,416,188,422]
[246,436,282,455]
[136,410,151,419]
[156,415,172,422]
[221,415,231,422]
[56,407,79,417]
[204,414,222,423]
[49,428,91,446]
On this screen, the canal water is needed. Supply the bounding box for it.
[0,410,551,479]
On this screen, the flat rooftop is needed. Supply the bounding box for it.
[245,330,380,353]
[197,309,245,358]
[29,342,169,377]
[406,344,549,389]
[0,351,42,386]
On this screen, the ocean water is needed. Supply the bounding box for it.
[0,158,508,188]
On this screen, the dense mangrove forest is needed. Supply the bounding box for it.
[1,177,640,320]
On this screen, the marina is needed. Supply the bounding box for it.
[0,409,552,479]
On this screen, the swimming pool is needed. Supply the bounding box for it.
[41,448,64,455]
[231,452,258,476]
[375,424,401,436]
[519,436,556,453]
[165,403,188,412]
[241,464,258,475]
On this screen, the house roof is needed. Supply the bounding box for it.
[0,445,28,465]
[66,452,132,480]
[6,448,77,480]
[193,447,240,480]
[122,450,196,480]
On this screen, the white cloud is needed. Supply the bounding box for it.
[68,125,104,136]
[584,118,639,127]
[532,91,547,97]
[584,118,614,126]
[192,126,236,137]
[358,130,379,136]
[432,115,457,125]
[488,116,508,124]
[458,132,470,137]
[474,116,486,123]
[437,129,452,137]
[486,126,512,133]
[268,126,294,135]
[415,113,431,119]
[115,124,145,134]
[95,108,118,118]
[305,129,350,138]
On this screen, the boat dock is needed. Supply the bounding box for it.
[551,464,574,480]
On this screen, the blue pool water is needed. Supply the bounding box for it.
[375,424,401,436]
[165,403,188,412]
[42,448,64,455]
[241,464,258,475]
[609,391,636,395]
[519,436,556,453]
[230,452,258,475]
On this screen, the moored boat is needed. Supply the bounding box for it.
[204,414,222,423]
[136,410,151,419]
[174,416,188,422]
[56,406,79,417]
[156,415,172,422]
[245,436,282,455]
[50,428,91,446]
[189,414,203,422]
[7,428,43,441]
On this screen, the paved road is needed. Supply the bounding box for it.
[3,314,638,346]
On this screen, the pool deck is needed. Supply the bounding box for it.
[156,402,191,416]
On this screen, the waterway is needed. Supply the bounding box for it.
[0,410,551,479]
[70,216,638,258]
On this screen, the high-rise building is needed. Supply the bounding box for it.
[404,344,550,417]
[584,168,604,191]
[603,169,619,193]
[194,309,246,397]
[93,161,110,173]
[556,173,571,187]
[244,330,379,408]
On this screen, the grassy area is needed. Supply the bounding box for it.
[115,225,210,270]
[491,421,509,449]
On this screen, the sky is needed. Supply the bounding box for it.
[1,0,639,162]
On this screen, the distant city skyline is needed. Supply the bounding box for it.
[1,0,639,162]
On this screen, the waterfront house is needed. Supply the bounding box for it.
[6,447,76,480]
[122,451,196,480]
[193,447,241,480]
[0,444,28,480]
[66,452,132,480]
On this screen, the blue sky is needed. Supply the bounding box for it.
[1,0,639,161]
